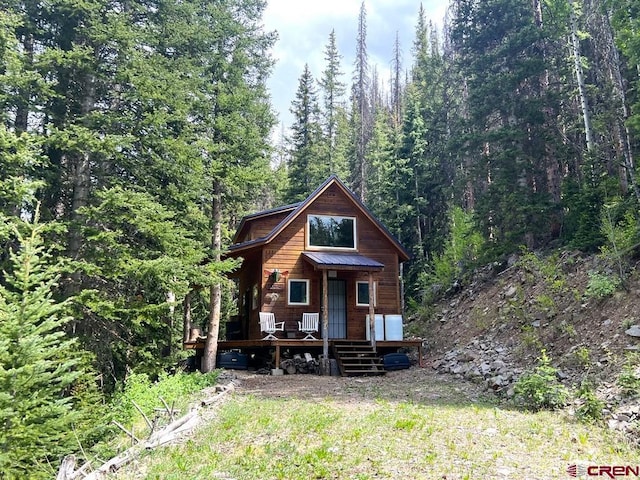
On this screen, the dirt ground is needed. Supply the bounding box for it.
[227,367,493,406]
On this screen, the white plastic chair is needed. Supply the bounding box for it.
[298,312,319,340]
[259,312,285,340]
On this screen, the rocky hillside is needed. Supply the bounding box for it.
[409,250,640,441]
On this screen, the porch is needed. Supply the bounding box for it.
[184,338,424,375]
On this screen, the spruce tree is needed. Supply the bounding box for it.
[0,215,93,479]
[318,29,348,179]
[389,12,452,294]
[287,64,324,202]
[449,0,559,256]
[349,1,372,201]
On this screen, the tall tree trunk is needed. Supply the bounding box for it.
[413,173,424,259]
[569,4,595,153]
[67,71,95,295]
[183,290,192,344]
[598,7,640,201]
[392,31,402,127]
[166,290,175,356]
[14,33,34,134]
[352,1,370,202]
[202,178,222,373]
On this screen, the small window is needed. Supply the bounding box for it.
[356,281,377,307]
[308,215,356,249]
[288,279,310,305]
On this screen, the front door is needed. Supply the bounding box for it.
[327,279,347,339]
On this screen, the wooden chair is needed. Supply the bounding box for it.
[298,312,319,340]
[259,312,284,340]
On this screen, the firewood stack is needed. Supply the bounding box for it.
[280,353,318,374]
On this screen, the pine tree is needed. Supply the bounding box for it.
[318,29,348,179]
[0,214,93,479]
[2,0,276,377]
[349,1,372,201]
[390,12,452,294]
[287,64,324,202]
[449,0,559,256]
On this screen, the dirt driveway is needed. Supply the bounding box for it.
[230,367,493,406]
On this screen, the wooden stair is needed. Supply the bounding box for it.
[332,340,386,376]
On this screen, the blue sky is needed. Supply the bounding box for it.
[262,0,449,130]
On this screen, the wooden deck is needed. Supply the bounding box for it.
[184,339,424,370]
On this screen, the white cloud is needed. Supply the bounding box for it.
[263,0,449,128]
[264,0,361,24]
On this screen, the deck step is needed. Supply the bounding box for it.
[331,341,385,377]
[339,356,383,362]
[335,346,376,352]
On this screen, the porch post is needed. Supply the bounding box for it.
[368,272,376,350]
[322,269,329,375]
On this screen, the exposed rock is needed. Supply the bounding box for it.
[487,375,506,390]
[458,352,478,362]
[625,325,640,337]
[491,360,507,372]
[424,250,640,445]
[505,285,518,298]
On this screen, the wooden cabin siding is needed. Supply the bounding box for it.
[256,185,402,340]
[249,211,291,241]
[306,183,357,217]
[261,216,318,334]
[227,177,408,342]
[236,211,292,243]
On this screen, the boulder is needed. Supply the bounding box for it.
[487,375,506,390]
[491,360,506,372]
[625,325,640,337]
[505,285,518,298]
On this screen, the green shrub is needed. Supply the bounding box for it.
[616,362,640,398]
[584,271,621,299]
[575,382,604,424]
[519,249,567,293]
[598,201,639,281]
[513,350,569,411]
[113,370,220,424]
[422,206,484,299]
[573,347,591,367]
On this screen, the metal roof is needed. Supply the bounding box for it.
[302,251,384,271]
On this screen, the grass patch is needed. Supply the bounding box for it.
[118,388,637,479]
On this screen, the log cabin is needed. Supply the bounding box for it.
[186,175,422,375]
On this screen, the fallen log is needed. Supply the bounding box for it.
[145,414,200,448]
[146,409,199,445]
[56,455,76,480]
[111,420,141,444]
[201,391,225,406]
[56,378,238,479]
[83,445,144,480]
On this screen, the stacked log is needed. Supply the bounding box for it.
[280,353,318,374]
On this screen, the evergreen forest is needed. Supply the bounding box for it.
[1,0,639,476]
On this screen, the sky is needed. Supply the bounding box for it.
[262,0,449,131]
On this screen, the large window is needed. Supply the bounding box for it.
[356,281,377,307]
[288,279,310,305]
[308,215,356,249]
